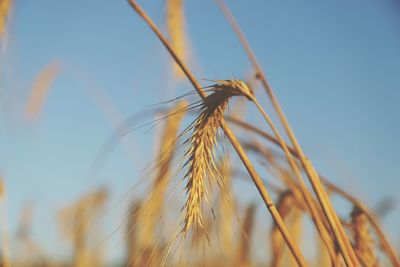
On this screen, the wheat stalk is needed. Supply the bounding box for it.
[243,140,339,265]
[239,110,340,266]
[270,192,296,267]
[58,188,107,267]
[217,155,236,260]
[325,180,400,267]
[229,116,399,266]
[127,2,307,265]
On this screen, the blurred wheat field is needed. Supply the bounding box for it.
[0,0,399,267]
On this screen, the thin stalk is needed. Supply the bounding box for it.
[215,1,359,265]
[228,117,400,267]
[221,123,306,267]
[126,1,306,266]
[250,98,343,266]
[245,141,339,266]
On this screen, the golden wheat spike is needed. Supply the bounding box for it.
[126,3,308,263]
[270,192,294,267]
[182,80,254,235]
[24,61,62,122]
[166,0,187,79]
[237,203,256,267]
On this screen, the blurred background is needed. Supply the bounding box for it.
[0,0,399,265]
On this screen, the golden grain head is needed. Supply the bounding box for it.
[137,101,188,247]
[238,203,256,265]
[211,79,254,100]
[270,191,295,267]
[182,99,226,233]
[351,206,378,267]
[217,156,236,256]
[181,79,253,235]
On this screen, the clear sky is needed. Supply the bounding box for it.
[1,0,400,262]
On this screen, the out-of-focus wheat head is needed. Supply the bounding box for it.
[58,188,108,267]
[351,206,379,267]
[315,232,332,267]
[166,0,187,79]
[125,201,139,266]
[137,101,187,250]
[237,203,256,267]
[230,71,258,120]
[24,61,62,122]
[181,79,254,235]
[283,207,303,267]
[15,202,34,241]
[217,156,236,260]
[270,191,296,267]
[0,0,11,38]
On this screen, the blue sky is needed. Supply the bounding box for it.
[1,0,400,262]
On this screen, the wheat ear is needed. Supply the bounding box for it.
[127,2,306,265]
[182,80,254,234]
[351,206,379,267]
[24,61,62,122]
[237,203,256,267]
[216,1,359,265]
[217,156,236,260]
[139,101,188,247]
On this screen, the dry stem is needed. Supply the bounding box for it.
[127,1,306,265]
